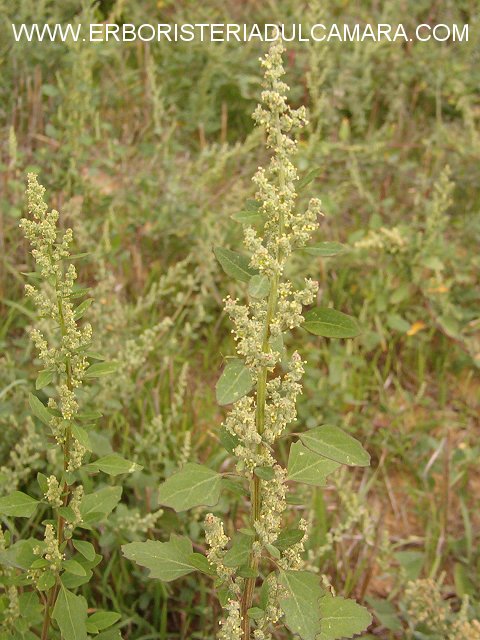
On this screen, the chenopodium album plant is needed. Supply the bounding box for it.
[0,175,140,639]
[123,43,372,640]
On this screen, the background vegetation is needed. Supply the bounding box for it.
[1,0,479,638]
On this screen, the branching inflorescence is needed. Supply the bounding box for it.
[123,42,372,640]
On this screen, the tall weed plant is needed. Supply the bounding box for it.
[123,43,372,640]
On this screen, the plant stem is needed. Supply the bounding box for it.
[240,302,273,639]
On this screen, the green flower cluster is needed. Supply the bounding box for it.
[20,175,92,448]
[210,42,322,638]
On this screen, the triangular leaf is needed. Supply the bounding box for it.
[157,463,223,512]
[303,308,360,339]
[287,441,341,486]
[216,359,254,406]
[52,585,88,640]
[317,595,372,640]
[122,535,199,582]
[299,426,370,467]
[279,570,324,640]
[80,487,122,522]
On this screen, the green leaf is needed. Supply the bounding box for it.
[73,298,94,320]
[274,527,305,551]
[248,274,270,299]
[304,242,345,257]
[63,559,87,576]
[96,630,122,640]
[265,543,281,559]
[247,607,264,621]
[0,538,38,570]
[219,426,240,454]
[232,201,263,225]
[77,409,103,421]
[37,571,56,591]
[71,425,92,451]
[394,551,424,581]
[214,247,257,283]
[58,506,76,522]
[86,621,100,634]
[254,466,275,481]
[238,566,257,578]
[88,611,121,631]
[279,570,324,640]
[216,360,254,406]
[421,255,444,271]
[80,486,122,522]
[231,210,264,225]
[223,477,248,497]
[19,591,42,625]
[303,308,361,339]
[90,454,142,476]
[72,540,96,562]
[287,442,341,486]
[297,168,321,191]
[186,552,216,576]
[365,597,401,632]
[35,369,55,390]
[0,491,39,518]
[244,199,261,211]
[61,569,93,590]
[122,535,200,582]
[317,595,372,640]
[157,463,223,512]
[299,426,370,467]
[31,558,50,569]
[83,352,106,362]
[386,314,410,333]
[28,393,52,426]
[68,287,91,300]
[223,534,253,568]
[37,472,49,494]
[84,362,118,379]
[52,585,88,640]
